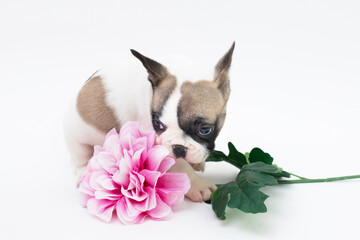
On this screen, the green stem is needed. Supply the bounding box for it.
[278,174,360,184]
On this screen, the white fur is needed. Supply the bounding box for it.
[96,58,154,132]
[63,97,106,178]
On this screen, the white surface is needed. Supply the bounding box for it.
[1,0,360,239]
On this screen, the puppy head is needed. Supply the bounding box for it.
[131,43,235,171]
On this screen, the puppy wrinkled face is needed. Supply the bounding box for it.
[152,80,228,170]
[152,90,213,169]
[177,81,226,152]
[131,43,235,170]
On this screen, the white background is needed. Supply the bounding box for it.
[1,0,359,239]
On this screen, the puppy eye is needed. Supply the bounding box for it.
[198,126,214,136]
[152,117,166,131]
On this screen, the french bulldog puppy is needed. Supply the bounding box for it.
[64,43,235,202]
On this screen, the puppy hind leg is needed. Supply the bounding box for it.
[69,143,94,186]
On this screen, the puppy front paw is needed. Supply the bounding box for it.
[186,176,217,202]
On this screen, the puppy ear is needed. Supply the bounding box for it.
[130,49,168,87]
[214,42,235,101]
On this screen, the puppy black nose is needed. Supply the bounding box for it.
[172,145,187,158]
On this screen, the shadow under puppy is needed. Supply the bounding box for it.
[64,43,235,202]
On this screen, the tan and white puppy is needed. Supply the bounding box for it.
[64,43,235,202]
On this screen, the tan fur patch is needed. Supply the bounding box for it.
[76,76,119,133]
[179,80,226,126]
[151,74,177,113]
[190,162,205,172]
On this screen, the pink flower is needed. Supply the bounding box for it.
[79,122,190,224]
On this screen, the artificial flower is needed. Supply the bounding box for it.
[79,122,190,224]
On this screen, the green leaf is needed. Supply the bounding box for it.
[270,164,291,179]
[211,182,238,219]
[211,180,270,218]
[228,143,248,168]
[210,162,279,219]
[249,147,274,165]
[241,161,279,174]
[238,170,279,186]
[208,143,293,220]
[206,142,247,169]
[271,170,291,178]
[227,181,269,213]
[237,162,279,186]
[205,150,228,163]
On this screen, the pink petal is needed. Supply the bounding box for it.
[120,122,141,138]
[112,170,129,187]
[89,170,109,190]
[130,147,144,169]
[130,187,157,212]
[147,194,172,220]
[96,175,117,190]
[116,197,146,224]
[102,179,117,191]
[121,191,147,203]
[105,128,118,139]
[103,132,121,155]
[130,171,145,191]
[87,198,115,222]
[111,151,133,186]
[120,150,133,173]
[140,131,156,152]
[146,145,169,171]
[131,137,147,153]
[139,169,161,187]
[98,152,118,175]
[156,188,184,206]
[79,173,95,196]
[93,145,103,156]
[157,157,175,174]
[156,173,190,206]
[119,123,142,150]
[121,172,147,201]
[80,193,93,207]
[145,187,157,211]
[119,135,131,152]
[88,154,102,170]
[95,190,121,201]
[79,184,94,198]
[125,198,143,218]
[157,173,190,194]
